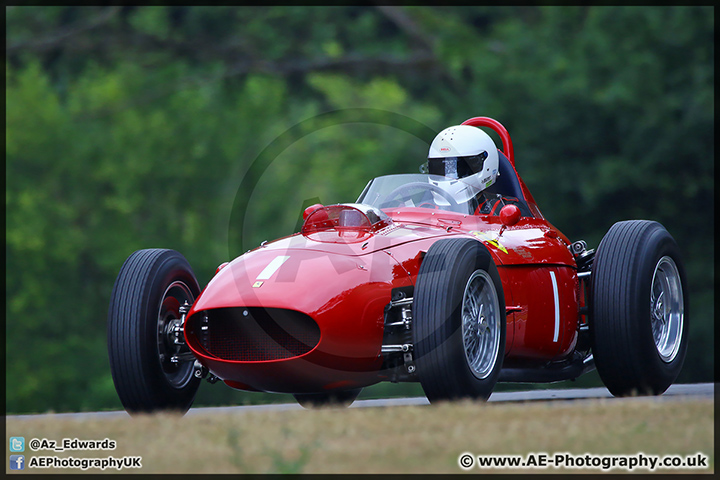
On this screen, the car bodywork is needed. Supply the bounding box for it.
[182,117,595,394]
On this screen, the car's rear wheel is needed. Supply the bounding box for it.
[591,220,689,396]
[108,249,201,414]
[293,388,362,409]
[413,238,505,403]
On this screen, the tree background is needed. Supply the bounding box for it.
[6,6,713,414]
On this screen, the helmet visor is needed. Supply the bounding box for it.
[428,152,488,179]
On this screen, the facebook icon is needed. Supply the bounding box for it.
[10,455,25,470]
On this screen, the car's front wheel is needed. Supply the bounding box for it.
[591,220,689,396]
[108,249,201,414]
[413,238,506,403]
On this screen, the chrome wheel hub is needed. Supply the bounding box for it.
[650,256,683,363]
[461,270,500,379]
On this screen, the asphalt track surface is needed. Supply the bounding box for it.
[7,383,713,421]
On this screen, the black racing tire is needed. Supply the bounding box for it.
[590,220,689,397]
[413,238,506,403]
[293,388,362,409]
[108,249,202,414]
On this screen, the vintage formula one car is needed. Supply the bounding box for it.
[108,116,688,414]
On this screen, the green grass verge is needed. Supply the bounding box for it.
[6,397,713,474]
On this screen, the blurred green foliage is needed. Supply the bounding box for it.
[6,6,713,413]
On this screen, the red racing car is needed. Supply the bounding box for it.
[108,116,688,414]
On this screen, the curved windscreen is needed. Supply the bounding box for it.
[356,174,476,214]
[301,203,390,235]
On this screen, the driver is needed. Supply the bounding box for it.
[426,125,529,216]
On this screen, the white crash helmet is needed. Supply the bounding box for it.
[427,125,500,203]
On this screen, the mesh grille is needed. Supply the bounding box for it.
[190,307,320,362]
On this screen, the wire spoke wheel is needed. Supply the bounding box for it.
[157,281,196,388]
[108,249,201,414]
[461,270,501,379]
[591,220,689,397]
[650,256,684,363]
[413,238,505,402]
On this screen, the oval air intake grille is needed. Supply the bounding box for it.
[188,307,320,361]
